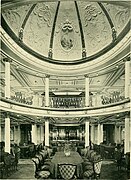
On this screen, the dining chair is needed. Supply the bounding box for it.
[58,163,76,180]
[32,158,50,179]
[93,159,102,179]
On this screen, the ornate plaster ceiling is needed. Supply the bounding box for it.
[2,1,130,64]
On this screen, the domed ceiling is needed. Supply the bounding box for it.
[2,1,130,64]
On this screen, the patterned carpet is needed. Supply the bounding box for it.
[4,159,35,179]
[100,161,129,180]
[3,159,130,179]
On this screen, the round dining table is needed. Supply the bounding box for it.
[50,151,83,178]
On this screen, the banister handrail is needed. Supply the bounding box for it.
[0,96,130,112]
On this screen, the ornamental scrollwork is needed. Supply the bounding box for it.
[2,5,30,33]
[83,3,110,48]
[84,4,102,27]
[33,3,52,27]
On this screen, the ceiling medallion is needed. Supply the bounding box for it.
[60,19,74,51]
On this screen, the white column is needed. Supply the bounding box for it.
[32,93,39,106]
[118,126,121,143]
[91,125,95,143]
[40,125,44,143]
[5,115,10,153]
[115,125,121,144]
[14,126,17,144]
[85,121,89,147]
[77,129,80,139]
[0,125,1,142]
[32,124,37,145]
[85,75,89,107]
[45,121,49,147]
[4,59,11,98]
[125,115,130,153]
[125,58,130,98]
[45,75,50,107]
[16,125,21,145]
[97,124,101,145]
[114,125,118,144]
[99,124,103,143]
[37,126,41,144]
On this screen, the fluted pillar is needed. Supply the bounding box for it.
[85,75,89,107]
[125,57,130,98]
[14,126,17,144]
[125,114,130,153]
[40,125,44,143]
[100,124,103,143]
[97,124,101,145]
[4,58,11,98]
[32,124,37,145]
[91,125,95,143]
[45,120,49,147]
[118,126,121,143]
[115,125,121,144]
[5,114,10,153]
[85,121,90,147]
[45,75,50,107]
[0,125,1,142]
[17,125,21,145]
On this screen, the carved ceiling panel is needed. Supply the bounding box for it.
[2,4,32,35]
[2,1,130,63]
[78,2,112,56]
[24,2,57,56]
[53,1,82,60]
[104,3,130,35]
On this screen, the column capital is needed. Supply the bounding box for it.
[4,112,10,118]
[83,117,90,123]
[44,117,50,122]
[45,74,50,78]
[123,56,130,62]
[84,74,89,78]
[124,111,130,118]
[3,58,12,63]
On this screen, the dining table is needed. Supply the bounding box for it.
[50,151,83,178]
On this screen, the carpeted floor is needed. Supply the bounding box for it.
[3,159,35,179]
[3,159,129,179]
[100,160,129,180]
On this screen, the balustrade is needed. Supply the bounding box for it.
[11,92,33,105]
[101,91,124,105]
[51,97,84,108]
[1,90,126,108]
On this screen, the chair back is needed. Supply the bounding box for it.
[58,163,76,180]
[94,160,102,175]
[32,158,40,172]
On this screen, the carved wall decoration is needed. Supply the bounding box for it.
[24,2,56,56]
[2,5,31,35]
[104,3,130,34]
[33,3,52,27]
[84,4,102,27]
[60,19,74,51]
[78,2,112,56]
[53,1,81,60]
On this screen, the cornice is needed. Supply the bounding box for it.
[0,97,130,118]
[1,27,130,77]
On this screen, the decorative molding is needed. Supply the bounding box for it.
[2,14,130,65]
[60,19,74,51]
[2,4,31,35]
[3,57,12,63]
